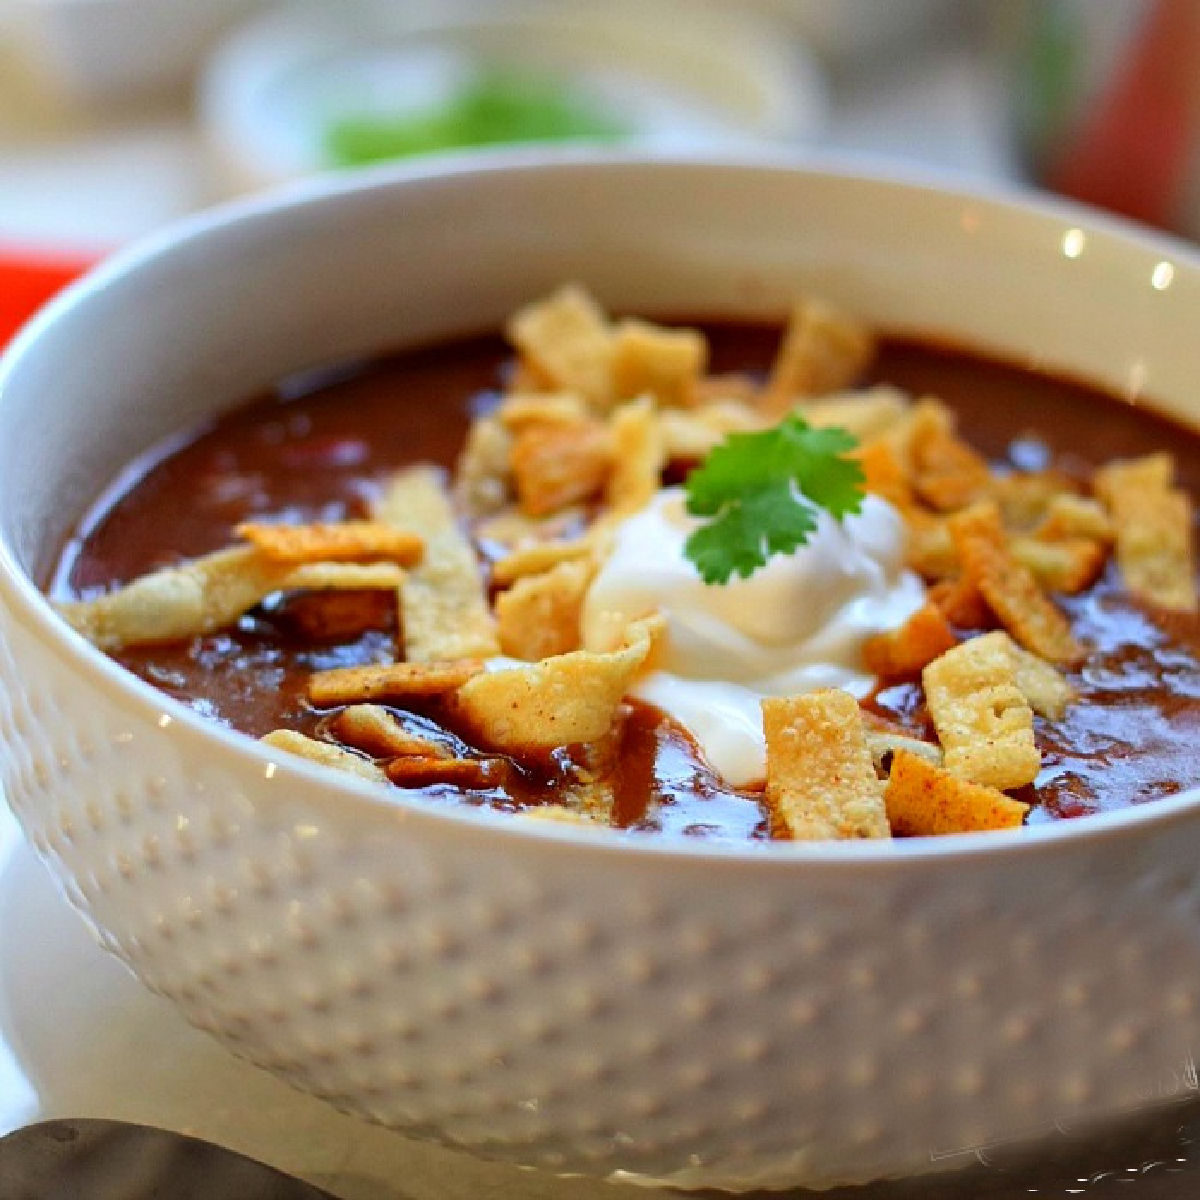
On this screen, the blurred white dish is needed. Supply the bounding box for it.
[200,1,826,195]
[1,152,1200,1190]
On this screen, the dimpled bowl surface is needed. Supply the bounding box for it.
[1,154,1199,1191]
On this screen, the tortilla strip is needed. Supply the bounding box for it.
[927,576,991,629]
[855,438,917,513]
[911,422,992,513]
[506,284,614,408]
[330,704,453,759]
[386,755,503,789]
[235,521,423,565]
[496,558,594,660]
[57,545,404,652]
[453,415,512,518]
[659,402,760,463]
[605,396,664,516]
[1010,535,1107,595]
[906,511,959,580]
[922,631,1041,790]
[491,540,593,587]
[452,614,662,753]
[949,503,1084,664]
[260,729,386,783]
[759,299,875,418]
[864,726,943,771]
[862,602,957,679]
[885,749,1029,835]
[761,690,890,841]
[372,466,500,660]
[991,471,1081,532]
[308,658,483,706]
[509,418,612,516]
[283,562,408,591]
[797,386,910,443]
[497,392,591,431]
[1095,454,1196,613]
[1005,635,1075,720]
[611,318,707,409]
[1033,494,1113,543]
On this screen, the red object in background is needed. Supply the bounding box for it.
[1047,0,1200,230]
[0,250,95,349]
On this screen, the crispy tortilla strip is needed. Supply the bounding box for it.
[1094,454,1196,613]
[856,438,916,512]
[1094,451,1175,502]
[611,318,707,408]
[949,502,1084,664]
[385,755,504,789]
[693,372,760,407]
[491,540,593,587]
[922,630,1041,790]
[928,576,991,629]
[274,589,395,642]
[260,729,386,783]
[1003,635,1074,720]
[1033,494,1113,542]
[906,511,959,580]
[373,466,500,660]
[864,727,943,772]
[283,562,406,590]
[496,558,594,660]
[454,415,512,518]
[474,506,590,553]
[761,690,890,841]
[863,602,957,679]
[235,521,423,565]
[57,546,404,652]
[885,749,1029,835]
[882,396,949,475]
[605,396,664,516]
[1109,489,1196,612]
[910,409,992,512]
[991,471,1081,532]
[798,386,910,443]
[1011,535,1107,595]
[330,704,453,760]
[497,392,592,431]
[453,615,662,753]
[659,402,760,463]
[506,285,614,408]
[506,356,554,393]
[510,419,612,517]
[759,299,875,418]
[308,658,483,706]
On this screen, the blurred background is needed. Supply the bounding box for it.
[2,0,1199,260]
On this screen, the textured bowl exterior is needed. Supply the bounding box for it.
[1,155,1199,1190]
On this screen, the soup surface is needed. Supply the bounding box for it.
[52,318,1200,838]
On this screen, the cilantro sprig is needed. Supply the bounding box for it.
[682,415,866,585]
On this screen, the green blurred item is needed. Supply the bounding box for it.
[324,70,629,166]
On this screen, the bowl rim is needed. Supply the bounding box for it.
[3,144,1199,868]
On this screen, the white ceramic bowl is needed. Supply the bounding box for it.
[1,153,1199,1192]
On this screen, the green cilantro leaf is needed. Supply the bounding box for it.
[682,415,865,585]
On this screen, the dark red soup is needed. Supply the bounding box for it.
[51,326,1200,837]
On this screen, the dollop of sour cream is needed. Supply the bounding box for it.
[581,487,924,786]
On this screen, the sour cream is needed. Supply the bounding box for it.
[582,487,924,785]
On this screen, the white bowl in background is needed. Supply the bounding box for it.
[0,152,1199,1191]
[200,0,826,195]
